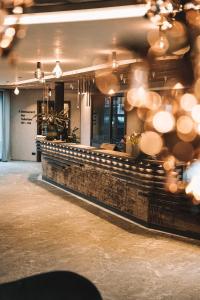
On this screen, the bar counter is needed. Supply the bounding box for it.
[41,141,200,240]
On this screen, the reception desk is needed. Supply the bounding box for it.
[40,141,200,239]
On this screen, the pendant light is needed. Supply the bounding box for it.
[48,87,52,98]
[112,51,118,70]
[14,86,19,95]
[52,61,62,78]
[34,61,44,80]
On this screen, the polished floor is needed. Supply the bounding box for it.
[1,162,200,300]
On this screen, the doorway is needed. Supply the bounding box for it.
[91,94,126,150]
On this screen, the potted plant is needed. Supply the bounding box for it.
[34,110,70,141]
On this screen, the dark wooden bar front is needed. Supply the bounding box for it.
[41,141,200,240]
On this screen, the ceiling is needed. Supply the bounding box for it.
[23,0,145,13]
[0,9,153,87]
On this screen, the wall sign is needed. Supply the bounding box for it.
[19,109,36,125]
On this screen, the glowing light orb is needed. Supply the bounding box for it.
[180,93,197,112]
[153,111,175,133]
[95,73,119,95]
[127,87,147,107]
[192,105,200,123]
[139,131,163,156]
[177,115,194,134]
[146,91,162,111]
[163,155,176,171]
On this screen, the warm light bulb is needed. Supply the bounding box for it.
[108,89,115,95]
[112,51,118,70]
[14,86,19,95]
[150,33,169,56]
[48,88,52,97]
[53,61,62,78]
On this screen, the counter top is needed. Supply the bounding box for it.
[40,141,133,160]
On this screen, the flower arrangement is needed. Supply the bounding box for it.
[125,132,142,145]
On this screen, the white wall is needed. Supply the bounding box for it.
[10,89,81,161]
[10,89,42,161]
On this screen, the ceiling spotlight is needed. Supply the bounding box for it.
[34,61,44,80]
[14,86,19,95]
[112,51,118,70]
[53,61,62,78]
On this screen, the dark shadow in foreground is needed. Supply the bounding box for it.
[0,271,102,300]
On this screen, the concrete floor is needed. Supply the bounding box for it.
[1,162,200,300]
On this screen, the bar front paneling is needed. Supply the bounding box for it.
[41,141,200,239]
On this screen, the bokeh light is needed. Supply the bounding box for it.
[139,131,163,156]
[149,34,169,57]
[136,107,149,121]
[146,91,162,110]
[163,155,176,171]
[95,72,120,95]
[153,111,175,133]
[192,104,200,123]
[124,99,134,112]
[127,87,147,107]
[173,141,194,162]
[177,129,197,142]
[166,20,188,53]
[176,115,194,134]
[180,93,197,112]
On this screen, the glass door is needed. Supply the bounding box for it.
[111,96,125,146]
[91,94,125,150]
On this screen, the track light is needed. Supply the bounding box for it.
[53,61,62,78]
[34,61,44,80]
[14,86,19,95]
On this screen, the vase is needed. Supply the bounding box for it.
[46,124,58,140]
[131,144,140,159]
